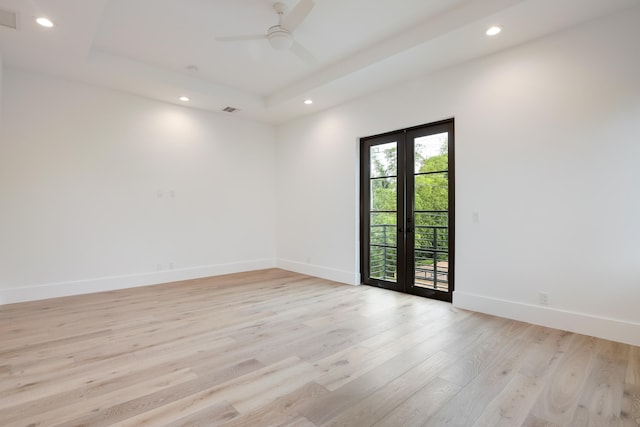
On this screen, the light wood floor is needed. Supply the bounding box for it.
[1,269,638,426]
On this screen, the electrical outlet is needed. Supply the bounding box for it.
[539,292,549,306]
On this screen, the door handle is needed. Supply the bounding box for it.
[407,227,414,233]
[398,227,404,232]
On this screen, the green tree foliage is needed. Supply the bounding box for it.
[369,145,449,219]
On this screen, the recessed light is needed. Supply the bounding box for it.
[486,26,502,36]
[179,96,190,102]
[36,17,54,28]
[304,99,313,105]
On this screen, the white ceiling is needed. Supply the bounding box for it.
[0,0,638,124]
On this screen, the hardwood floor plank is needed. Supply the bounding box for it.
[53,358,265,427]
[279,416,317,427]
[471,328,575,427]
[0,335,237,409]
[321,351,458,427]
[627,346,640,385]
[423,322,534,426]
[298,330,464,425]
[370,375,460,427]
[472,372,543,427]
[575,339,629,421]
[438,318,525,388]
[221,382,328,427]
[99,357,314,427]
[621,384,640,427]
[313,322,450,392]
[3,368,198,427]
[521,414,562,427]
[530,334,598,425]
[159,401,239,427]
[518,328,574,379]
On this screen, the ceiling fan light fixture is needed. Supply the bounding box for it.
[268,29,293,50]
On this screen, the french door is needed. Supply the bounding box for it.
[360,119,454,302]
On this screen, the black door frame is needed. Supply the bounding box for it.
[360,118,455,302]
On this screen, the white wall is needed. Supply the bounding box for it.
[0,68,277,303]
[0,51,3,125]
[276,7,640,345]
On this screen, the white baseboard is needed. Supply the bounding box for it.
[277,259,360,286]
[453,291,640,347]
[0,258,277,305]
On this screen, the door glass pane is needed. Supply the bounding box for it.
[415,249,436,288]
[414,250,448,292]
[370,142,397,178]
[414,211,447,228]
[370,213,397,247]
[415,132,448,173]
[414,133,449,292]
[370,178,396,211]
[369,142,397,283]
[414,173,448,211]
[370,246,397,282]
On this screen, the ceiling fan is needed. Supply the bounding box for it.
[216,0,316,64]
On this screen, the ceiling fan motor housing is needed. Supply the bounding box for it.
[267,25,293,50]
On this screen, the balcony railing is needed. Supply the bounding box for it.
[370,224,449,290]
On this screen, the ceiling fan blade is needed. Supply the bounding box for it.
[282,0,315,32]
[216,34,267,42]
[291,41,317,65]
